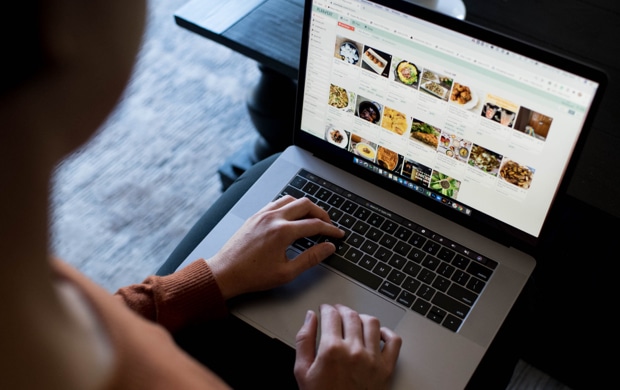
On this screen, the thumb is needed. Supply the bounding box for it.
[295,310,318,374]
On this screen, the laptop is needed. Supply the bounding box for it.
[178,0,606,388]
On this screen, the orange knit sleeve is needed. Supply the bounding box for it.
[114,260,228,332]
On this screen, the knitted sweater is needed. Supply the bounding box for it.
[53,259,231,389]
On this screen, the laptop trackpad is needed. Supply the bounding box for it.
[231,264,406,347]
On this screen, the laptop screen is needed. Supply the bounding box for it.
[296,0,604,244]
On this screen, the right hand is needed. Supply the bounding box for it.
[294,304,402,390]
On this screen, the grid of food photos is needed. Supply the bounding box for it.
[325,35,553,205]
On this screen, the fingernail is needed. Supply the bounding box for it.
[305,310,313,323]
[320,242,336,256]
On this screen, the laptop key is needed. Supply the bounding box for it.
[328,208,344,222]
[446,284,478,306]
[395,226,413,241]
[367,213,385,227]
[344,248,363,263]
[323,255,382,290]
[421,255,440,271]
[387,254,406,269]
[443,315,463,332]
[466,262,493,281]
[387,269,406,285]
[379,234,397,249]
[394,241,412,256]
[397,290,416,307]
[437,247,455,262]
[411,298,431,316]
[433,292,470,319]
[282,186,305,199]
[373,262,392,278]
[467,277,486,293]
[341,200,358,213]
[352,220,370,235]
[402,276,421,294]
[359,255,377,271]
[432,275,451,292]
[302,181,320,195]
[422,240,440,255]
[403,261,422,278]
[290,176,307,189]
[365,227,383,241]
[327,193,345,208]
[346,232,364,247]
[374,246,392,262]
[427,306,446,324]
[353,207,371,221]
[381,220,398,234]
[315,188,333,201]
[409,233,426,247]
[378,281,401,300]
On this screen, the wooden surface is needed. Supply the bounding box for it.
[175,0,619,219]
[175,0,303,79]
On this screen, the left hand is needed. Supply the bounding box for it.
[207,195,344,300]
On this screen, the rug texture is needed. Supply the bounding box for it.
[51,0,258,291]
[50,1,571,388]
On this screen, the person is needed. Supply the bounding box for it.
[0,1,402,389]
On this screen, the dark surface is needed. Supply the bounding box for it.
[173,0,618,387]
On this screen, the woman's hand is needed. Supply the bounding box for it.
[294,304,402,390]
[207,196,344,300]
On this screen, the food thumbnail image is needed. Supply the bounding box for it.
[376,146,401,171]
[356,97,382,124]
[438,132,471,163]
[393,59,419,87]
[499,159,535,189]
[328,84,354,110]
[349,133,377,162]
[430,171,461,199]
[381,106,409,135]
[410,119,440,149]
[334,37,362,65]
[449,82,480,110]
[467,144,503,176]
[419,69,453,101]
[361,46,392,77]
[325,126,350,149]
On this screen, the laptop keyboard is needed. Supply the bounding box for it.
[278,169,498,332]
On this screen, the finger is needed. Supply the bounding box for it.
[335,304,363,344]
[319,304,343,341]
[380,327,403,367]
[295,310,318,374]
[286,218,344,243]
[261,195,298,212]
[359,314,382,352]
[288,242,336,274]
[280,197,333,224]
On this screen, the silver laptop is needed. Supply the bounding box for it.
[179,1,606,388]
